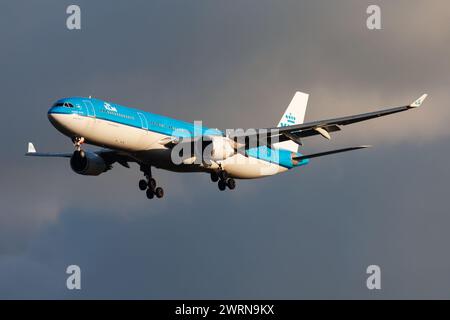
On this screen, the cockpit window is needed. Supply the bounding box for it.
[52,102,74,108]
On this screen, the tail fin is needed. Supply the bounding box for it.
[273,91,309,152]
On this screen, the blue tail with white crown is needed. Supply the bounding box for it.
[272,91,309,153]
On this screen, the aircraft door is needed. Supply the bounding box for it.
[83,100,96,118]
[137,112,148,131]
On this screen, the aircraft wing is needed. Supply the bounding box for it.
[25,142,134,168]
[229,94,427,145]
[25,143,72,157]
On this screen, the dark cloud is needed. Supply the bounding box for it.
[0,0,449,298]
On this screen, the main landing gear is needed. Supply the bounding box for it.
[211,168,236,191]
[139,165,164,199]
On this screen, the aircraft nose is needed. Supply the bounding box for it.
[47,107,57,124]
[47,105,64,128]
[47,101,78,136]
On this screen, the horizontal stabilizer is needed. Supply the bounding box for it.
[293,145,371,161]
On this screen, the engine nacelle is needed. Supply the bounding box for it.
[70,151,107,176]
[208,136,235,161]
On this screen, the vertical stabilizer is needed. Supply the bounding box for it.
[273,92,309,152]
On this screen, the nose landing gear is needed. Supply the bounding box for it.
[72,136,85,151]
[139,165,164,199]
[70,137,86,160]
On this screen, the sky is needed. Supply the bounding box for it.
[1,0,450,299]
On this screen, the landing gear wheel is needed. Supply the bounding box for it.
[226,178,236,190]
[219,170,228,181]
[218,180,226,191]
[155,187,164,198]
[139,179,148,191]
[140,165,164,199]
[211,172,219,182]
[148,178,157,190]
[146,188,154,199]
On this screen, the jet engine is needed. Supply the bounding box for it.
[70,150,107,176]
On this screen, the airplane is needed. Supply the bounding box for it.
[26,92,427,199]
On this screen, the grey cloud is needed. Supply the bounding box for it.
[0,0,450,299]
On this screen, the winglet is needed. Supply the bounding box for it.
[27,142,36,153]
[409,94,428,108]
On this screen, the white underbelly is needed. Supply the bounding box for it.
[53,114,164,151]
[221,153,287,179]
